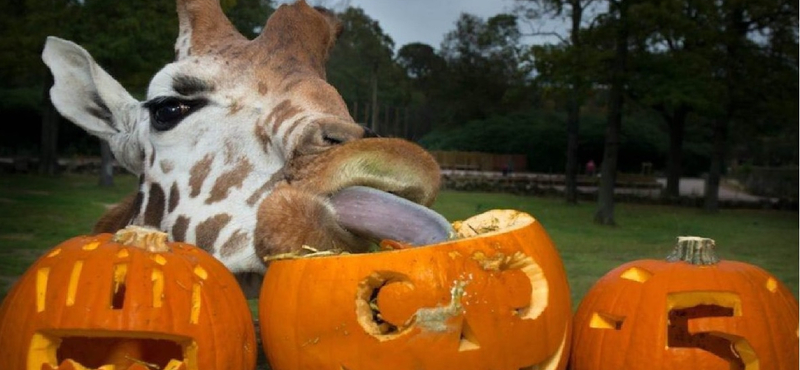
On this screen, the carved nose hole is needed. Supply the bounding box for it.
[111,264,128,309]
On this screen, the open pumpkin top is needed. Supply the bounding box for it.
[264,209,538,262]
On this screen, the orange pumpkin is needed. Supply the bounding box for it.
[570,236,799,370]
[259,209,572,370]
[0,226,256,370]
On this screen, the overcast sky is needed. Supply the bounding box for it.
[344,0,517,50]
[275,0,565,51]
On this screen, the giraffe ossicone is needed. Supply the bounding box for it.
[42,0,450,296]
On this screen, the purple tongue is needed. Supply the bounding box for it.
[329,186,453,246]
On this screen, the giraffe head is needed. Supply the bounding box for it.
[42,0,449,283]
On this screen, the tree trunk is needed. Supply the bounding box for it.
[564,0,584,205]
[704,115,728,212]
[564,97,580,204]
[664,105,688,200]
[594,0,628,226]
[370,64,379,134]
[39,71,59,175]
[99,141,115,187]
[706,6,746,212]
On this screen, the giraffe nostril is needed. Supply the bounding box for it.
[323,134,344,145]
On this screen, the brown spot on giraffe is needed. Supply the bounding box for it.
[224,140,238,164]
[195,213,232,252]
[255,116,272,153]
[130,190,144,222]
[172,215,190,242]
[143,183,166,227]
[168,182,180,213]
[189,153,215,198]
[280,78,303,93]
[268,100,302,135]
[220,229,250,258]
[282,117,307,150]
[207,158,253,204]
[148,147,157,168]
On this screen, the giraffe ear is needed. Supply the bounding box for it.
[42,36,145,174]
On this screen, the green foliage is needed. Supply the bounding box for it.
[419,109,673,173]
[327,7,398,104]
[224,0,275,38]
[436,12,535,124]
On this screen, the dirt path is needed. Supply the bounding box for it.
[655,177,765,201]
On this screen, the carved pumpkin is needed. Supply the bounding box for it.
[259,209,572,370]
[570,236,799,370]
[0,226,256,370]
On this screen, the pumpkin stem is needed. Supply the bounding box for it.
[666,236,719,265]
[112,225,171,252]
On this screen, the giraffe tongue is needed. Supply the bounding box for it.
[330,186,453,246]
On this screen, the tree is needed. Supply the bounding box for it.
[626,0,717,200]
[702,0,797,211]
[593,0,632,225]
[396,42,446,86]
[439,13,532,125]
[516,0,599,204]
[327,7,396,133]
[396,42,448,139]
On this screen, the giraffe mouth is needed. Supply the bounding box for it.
[329,186,454,246]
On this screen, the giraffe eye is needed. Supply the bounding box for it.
[145,97,205,131]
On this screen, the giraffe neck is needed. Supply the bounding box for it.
[130,150,284,273]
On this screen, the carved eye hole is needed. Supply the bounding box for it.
[145,97,205,131]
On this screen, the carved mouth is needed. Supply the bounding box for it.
[329,186,454,246]
[32,331,194,370]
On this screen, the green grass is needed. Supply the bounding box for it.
[0,173,138,297]
[1,174,797,310]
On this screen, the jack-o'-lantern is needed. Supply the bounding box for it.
[570,236,799,370]
[0,226,256,370]
[259,209,572,370]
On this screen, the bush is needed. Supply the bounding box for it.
[419,109,670,173]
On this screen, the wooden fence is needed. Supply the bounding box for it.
[430,151,527,172]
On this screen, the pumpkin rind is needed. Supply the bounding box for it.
[259,209,572,370]
[0,227,256,370]
[570,237,799,370]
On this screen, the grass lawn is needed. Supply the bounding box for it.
[1,173,797,309]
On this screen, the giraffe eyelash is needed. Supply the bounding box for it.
[145,97,207,131]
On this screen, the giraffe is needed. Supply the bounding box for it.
[42,0,451,296]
